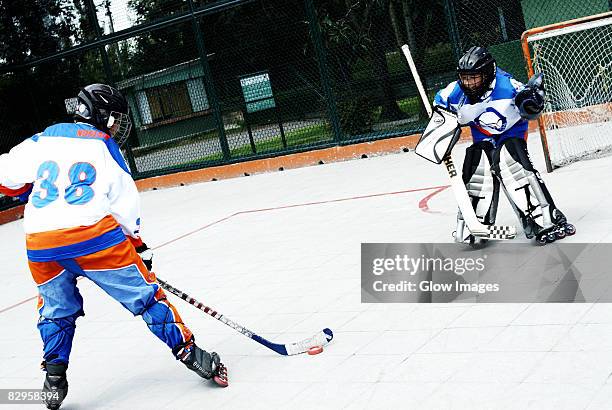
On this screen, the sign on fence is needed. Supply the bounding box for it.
[239,71,276,113]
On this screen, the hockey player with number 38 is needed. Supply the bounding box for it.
[433,46,575,246]
[0,84,227,410]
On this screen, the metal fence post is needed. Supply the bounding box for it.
[443,0,463,60]
[84,0,115,86]
[304,0,342,143]
[84,0,141,176]
[188,0,231,160]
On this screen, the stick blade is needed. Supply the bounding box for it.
[284,328,334,356]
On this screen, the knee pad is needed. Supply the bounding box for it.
[462,141,499,224]
[493,138,554,235]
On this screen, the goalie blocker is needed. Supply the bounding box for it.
[415,107,462,165]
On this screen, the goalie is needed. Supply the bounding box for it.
[432,46,574,245]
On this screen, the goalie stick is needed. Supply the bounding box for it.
[156,277,334,356]
[401,44,516,240]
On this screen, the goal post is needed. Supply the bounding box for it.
[521,11,612,172]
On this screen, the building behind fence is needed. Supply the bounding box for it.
[0,0,610,209]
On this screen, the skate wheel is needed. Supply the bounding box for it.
[213,364,228,387]
[537,235,548,245]
[546,232,556,242]
[564,224,576,236]
[555,228,566,239]
[213,374,228,387]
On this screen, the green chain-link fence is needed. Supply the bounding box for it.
[1,0,610,209]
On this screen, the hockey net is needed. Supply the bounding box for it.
[522,12,612,171]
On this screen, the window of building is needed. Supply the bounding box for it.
[135,78,210,126]
[147,81,192,122]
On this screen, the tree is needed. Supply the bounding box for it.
[316,0,406,122]
[125,0,197,77]
[0,0,86,150]
[386,0,447,120]
[0,0,76,65]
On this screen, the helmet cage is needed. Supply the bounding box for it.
[108,110,132,147]
[74,84,132,146]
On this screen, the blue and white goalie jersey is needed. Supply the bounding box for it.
[434,68,528,145]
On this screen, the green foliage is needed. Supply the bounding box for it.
[337,95,376,136]
[0,0,78,65]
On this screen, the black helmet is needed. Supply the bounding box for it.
[75,83,132,146]
[457,46,496,100]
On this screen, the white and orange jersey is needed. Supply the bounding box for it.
[0,122,143,262]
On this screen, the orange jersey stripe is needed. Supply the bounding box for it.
[26,215,120,251]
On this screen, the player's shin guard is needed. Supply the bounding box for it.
[493,138,558,238]
[455,142,499,243]
[38,315,78,365]
[140,289,193,351]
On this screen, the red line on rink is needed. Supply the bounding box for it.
[418,185,450,214]
[0,295,37,315]
[0,184,448,314]
[151,185,450,250]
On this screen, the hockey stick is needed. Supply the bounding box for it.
[156,277,334,356]
[401,44,516,240]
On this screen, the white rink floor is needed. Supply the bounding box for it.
[1,136,612,410]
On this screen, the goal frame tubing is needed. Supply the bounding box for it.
[521,11,612,173]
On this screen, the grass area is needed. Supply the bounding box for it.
[230,122,332,155]
[370,90,437,125]
[141,122,333,170]
[131,129,219,156]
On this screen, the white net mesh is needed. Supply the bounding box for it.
[528,15,612,168]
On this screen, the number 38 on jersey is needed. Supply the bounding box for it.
[32,161,97,208]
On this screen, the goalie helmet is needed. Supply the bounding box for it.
[457,46,497,101]
[75,83,132,146]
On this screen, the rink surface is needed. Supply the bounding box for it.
[1,136,612,409]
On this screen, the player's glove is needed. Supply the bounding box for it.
[135,243,154,271]
[515,73,545,120]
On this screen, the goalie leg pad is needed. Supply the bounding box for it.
[455,141,499,242]
[493,138,557,237]
[462,141,500,225]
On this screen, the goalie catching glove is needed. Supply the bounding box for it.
[515,73,545,120]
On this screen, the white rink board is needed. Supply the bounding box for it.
[1,135,612,409]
